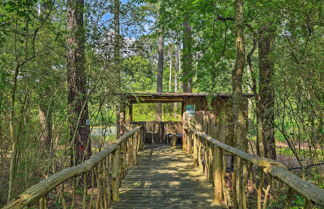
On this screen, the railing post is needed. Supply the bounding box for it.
[193,133,198,165]
[140,127,145,151]
[187,130,192,154]
[213,144,223,204]
[183,127,187,151]
[112,146,121,202]
[304,199,315,209]
[120,141,127,179]
[204,140,208,177]
[198,137,203,170]
[208,142,213,182]
[133,133,138,164]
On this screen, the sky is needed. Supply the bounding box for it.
[100,0,154,39]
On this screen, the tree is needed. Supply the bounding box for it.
[232,0,247,208]
[67,0,91,165]
[157,34,164,94]
[182,14,193,93]
[114,0,121,84]
[258,24,276,160]
[38,0,54,151]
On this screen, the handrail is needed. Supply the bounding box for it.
[3,126,143,209]
[186,128,324,207]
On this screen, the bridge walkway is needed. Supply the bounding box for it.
[111,144,225,209]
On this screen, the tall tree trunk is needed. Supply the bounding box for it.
[258,25,276,160]
[114,0,121,85]
[182,15,192,93]
[232,0,247,208]
[157,35,164,94]
[173,42,180,117]
[246,32,264,157]
[114,0,124,138]
[169,43,173,92]
[39,104,52,150]
[67,0,91,166]
[175,41,180,93]
[38,0,53,151]
[156,34,164,142]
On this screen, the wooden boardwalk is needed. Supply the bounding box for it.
[111,144,225,209]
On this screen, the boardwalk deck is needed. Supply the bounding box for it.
[111,144,225,209]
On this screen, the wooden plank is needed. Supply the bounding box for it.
[112,145,225,209]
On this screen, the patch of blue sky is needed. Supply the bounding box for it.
[100,0,155,39]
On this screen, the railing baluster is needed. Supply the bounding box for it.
[60,182,67,209]
[120,141,127,179]
[82,173,87,209]
[213,144,223,204]
[285,187,294,209]
[111,146,121,202]
[198,136,203,170]
[193,133,198,165]
[204,140,208,177]
[71,176,77,208]
[101,161,107,209]
[95,165,101,209]
[304,199,315,209]
[39,196,45,209]
[257,169,264,209]
[262,176,271,209]
[133,135,137,164]
[106,155,112,205]
[208,142,213,182]
[89,170,94,209]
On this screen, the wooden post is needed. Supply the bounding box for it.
[128,103,133,123]
[204,140,208,177]
[198,137,203,170]
[208,142,213,182]
[140,127,145,150]
[111,146,121,202]
[304,199,314,209]
[171,135,177,147]
[117,105,126,138]
[193,133,198,165]
[188,131,192,154]
[182,128,187,151]
[213,144,223,203]
[120,141,127,178]
[133,135,137,164]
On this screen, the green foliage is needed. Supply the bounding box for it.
[133,103,181,121]
[123,56,155,92]
[0,0,323,207]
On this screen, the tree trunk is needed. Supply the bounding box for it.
[39,104,52,150]
[232,0,247,208]
[114,0,124,138]
[175,41,180,93]
[67,0,91,166]
[38,1,54,152]
[156,34,164,141]
[114,0,121,85]
[157,35,164,93]
[182,16,192,93]
[258,26,276,160]
[169,43,173,92]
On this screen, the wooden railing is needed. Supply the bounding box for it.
[184,128,324,209]
[3,126,144,209]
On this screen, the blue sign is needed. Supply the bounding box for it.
[185,105,195,116]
